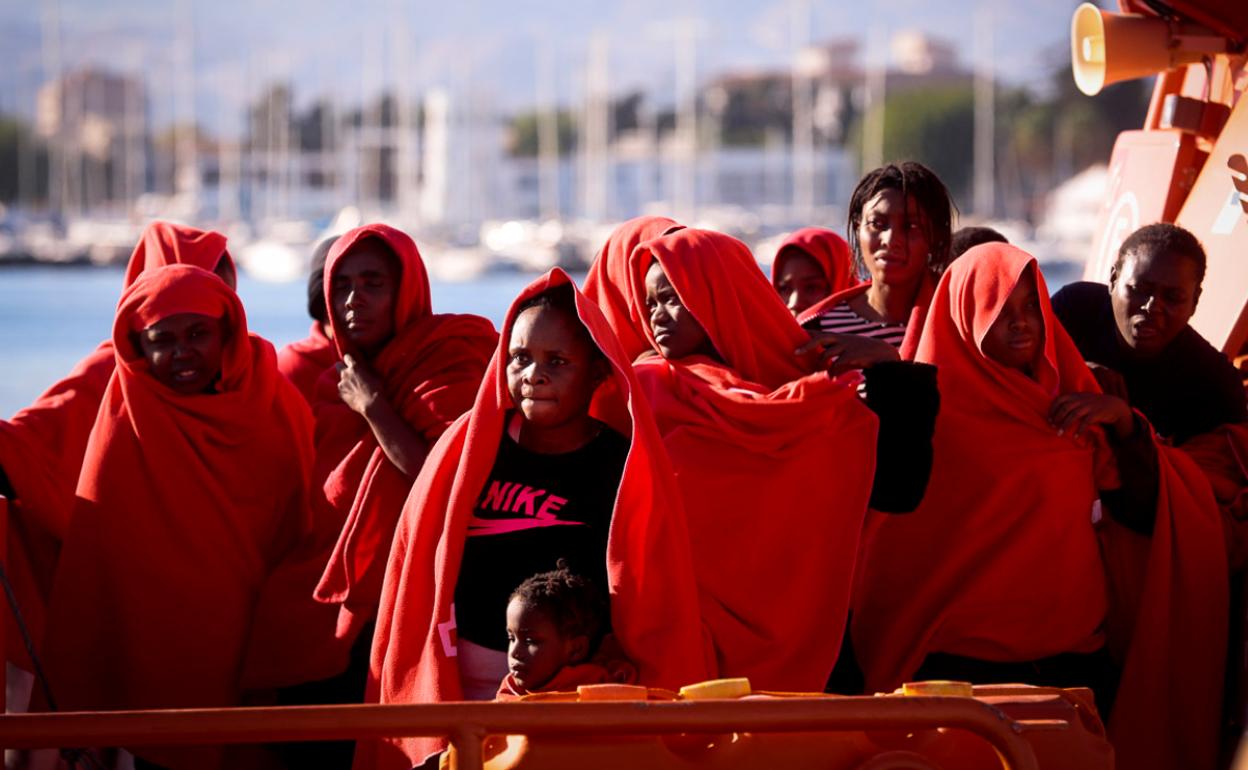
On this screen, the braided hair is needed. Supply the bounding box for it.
[846,161,956,280]
[510,560,608,654]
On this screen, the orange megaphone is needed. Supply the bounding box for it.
[1071,2,1227,95]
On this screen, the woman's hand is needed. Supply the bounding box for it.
[337,353,428,476]
[1048,392,1136,440]
[337,354,385,417]
[796,332,900,377]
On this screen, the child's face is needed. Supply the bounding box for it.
[137,312,227,395]
[857,189,931,287]
[981,267,1045,377]
[506,598,587,692]
[1109,247,1200,357]
[775,252,831,316]
[644,262,713,360]
[330,244,399,357]
[507,305,605,430]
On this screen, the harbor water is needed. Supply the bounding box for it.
[0,266,544,417]
[0,260,1082,418]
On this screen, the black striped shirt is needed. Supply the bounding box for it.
[805,302,906,349]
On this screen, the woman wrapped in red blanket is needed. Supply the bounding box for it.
[36,264,312,770]
[582,215,685,362]
[798,162,953,360]
[358,271,707,770]
[853,242,1228,770]
[618,227,934,692]
[0,222,234,670]
[770,226,860,317]
[245,225,497,701]
[312,224,497,641]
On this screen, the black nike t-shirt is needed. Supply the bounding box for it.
[453,426,629,651]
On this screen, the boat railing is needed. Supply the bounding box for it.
[0,696,1049,770]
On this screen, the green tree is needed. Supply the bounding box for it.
[506,111,579,158]
[854,85,976,205]
[0,115,49,205]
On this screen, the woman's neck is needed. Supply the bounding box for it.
[513,415,602,455]
[863,279,921,325]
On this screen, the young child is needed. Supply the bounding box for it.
[36,264,313,769]
[497,562,629,699]
[359,271,706,770]
[431,565,630,770]
[853,242,1227,770]
[770,227,859,317]
[798,161,955,360]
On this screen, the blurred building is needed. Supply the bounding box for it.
[36,69,149,216]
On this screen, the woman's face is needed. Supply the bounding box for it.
[643,261,714,361]
[1109,247,1201,358]
[857,189,931,288]
[775,251,831,316]
[330,243,399,357]
[137,312,227,395]
[981,266,1045,378]
[506,304,605,431]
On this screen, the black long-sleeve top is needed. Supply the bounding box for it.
[860,360,939,513]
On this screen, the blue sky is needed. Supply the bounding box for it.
[0,0,1093,131]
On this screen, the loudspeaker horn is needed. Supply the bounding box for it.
[1071,2,1225,96]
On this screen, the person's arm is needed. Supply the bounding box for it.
[860,360,939,513]
[337,355,429,476]
[795,331,900,376]
[1048,393,1158,534]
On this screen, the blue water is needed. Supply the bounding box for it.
[0,260,1084,418]
[0,266,542,417]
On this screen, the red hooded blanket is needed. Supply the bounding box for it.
[312,224,497,643]
[278,321,338,404]
[356,270,708,770]
[770,226,860,297]
[582,215,684,362]
[626,228,879,692]
[0,221,232,667]
[853,244,1113,688]
[36,265,312,769]
[1181,422,1248,571]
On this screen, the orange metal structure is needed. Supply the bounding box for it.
[0,689,1113,770]
[447,684,1110,770]
[1080,1,1247,354]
